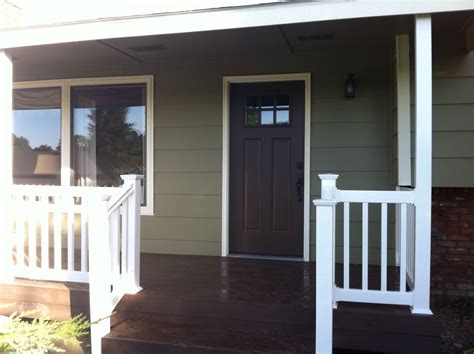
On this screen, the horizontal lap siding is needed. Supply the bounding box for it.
[15,46,393,259]
[430,39,474,187]
[310,58,392,262]
[432,77,474,186]
[149,66,224,253]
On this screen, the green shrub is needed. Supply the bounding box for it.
[0,311,90,353]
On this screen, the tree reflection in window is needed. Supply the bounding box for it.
[12,87,61,185]
[72,84,146,201]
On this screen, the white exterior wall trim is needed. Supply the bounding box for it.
[222,73,311,261]
[1,1,473,49]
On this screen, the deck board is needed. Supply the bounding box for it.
[0,253,440,353]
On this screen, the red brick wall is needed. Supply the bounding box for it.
[431,188,474,298]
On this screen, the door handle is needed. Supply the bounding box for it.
[296,175,303,202]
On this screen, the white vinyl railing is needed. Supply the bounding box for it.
[3,174,143,354]
[313,174,419,354]
[396,186,416,290]
[88,175,143,354]
[10,184,120,283]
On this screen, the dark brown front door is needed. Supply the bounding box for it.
[229,81,304,257]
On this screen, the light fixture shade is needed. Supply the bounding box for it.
[34,153,60,175]
[345,73,356,99]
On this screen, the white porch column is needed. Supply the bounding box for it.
[0,50,13,283]
[412,14,433,315]
[314,174,338,354]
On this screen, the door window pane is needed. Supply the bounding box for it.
[244,94,291,127]
[261,111,274,125]
[275,95,289,108]
[246,108,259,126]
[261,95,273,109]
[13,87,61,185]
[71,84,147,203]
[276,110,289,125]
[246,96,259,109]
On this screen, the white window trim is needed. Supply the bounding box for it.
[13,75,154,215]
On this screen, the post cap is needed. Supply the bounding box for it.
[318,174,339,181]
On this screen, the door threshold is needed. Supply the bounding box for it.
[228,253,304,262]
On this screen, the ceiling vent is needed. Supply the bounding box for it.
[128,44,167,52]
[297,33,335,41]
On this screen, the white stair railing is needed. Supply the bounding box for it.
[314,174,418,354]
[89,175,143,354]
[1,174,143,354]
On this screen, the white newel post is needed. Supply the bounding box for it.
[88,195,112,354]
[0,50,13,283]
[412,14,433,315]
[120,174,143,294]
[313,174,339,354]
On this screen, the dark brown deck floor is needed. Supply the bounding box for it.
[0,253,441,353]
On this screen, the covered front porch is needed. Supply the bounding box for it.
[1,6,472,353]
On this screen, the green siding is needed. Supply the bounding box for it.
[13,32,473,261]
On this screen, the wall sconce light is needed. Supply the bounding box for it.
[344,73,356,99]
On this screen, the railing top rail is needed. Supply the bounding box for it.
[11,184,121,197]
[337,190,415,204]
[107,184,134,215]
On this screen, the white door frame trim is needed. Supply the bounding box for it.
[222,73,311,261]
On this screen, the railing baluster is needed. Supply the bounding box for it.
[67,197,75,271]
[362,202,369,290]
[121,202,128,276]
[16,197,25,268]
[54,195,62,270]
[343,202,350,289]
[81,209,88,272]
[395,203,400,266]
[41,196,49,269]
[408,204,415,287]
[111,209,120,279]
[381,203,388,291]
[400,203,407,292]
[28,195,37,268]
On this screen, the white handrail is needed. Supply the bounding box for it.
[107,183,133,216]
[337,190,415,204]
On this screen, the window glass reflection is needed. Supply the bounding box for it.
[261,95,273,109]
[246,96,259,109]
[246,108,259,126]
[71,84,147,203]
[244,94,290,127]
[275,95,289,108]
[261,111,274,125]
[13,87,61,185]
[276,110,290,125]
